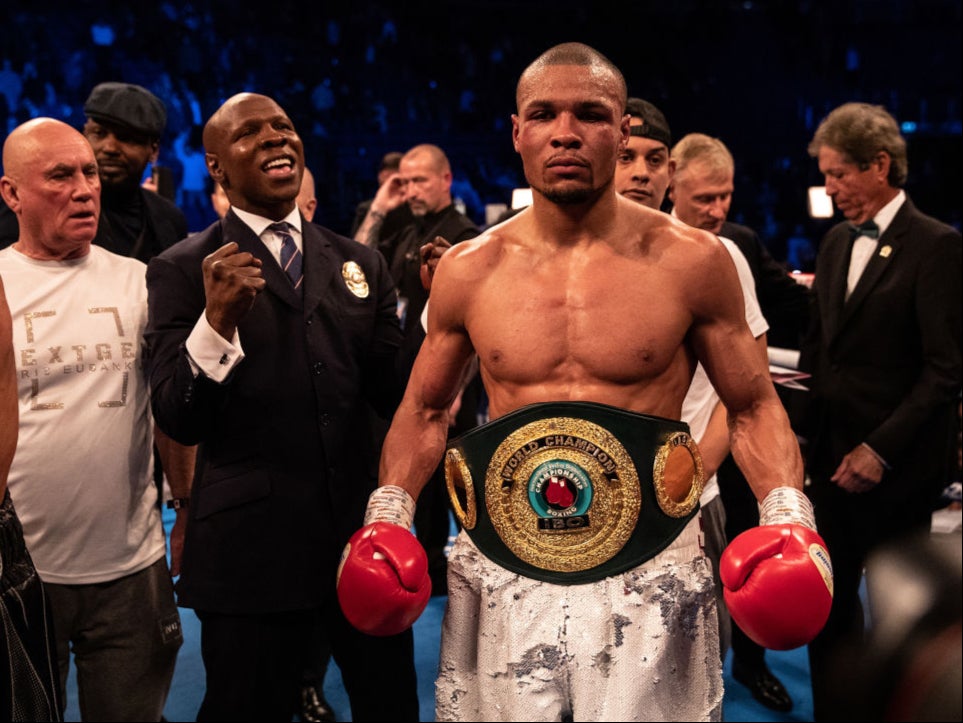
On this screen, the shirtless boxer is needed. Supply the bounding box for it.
[338,42,833,722]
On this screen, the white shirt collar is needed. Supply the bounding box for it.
[871,189,905,237]
[231,206,303,238]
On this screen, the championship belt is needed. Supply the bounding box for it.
[445,401,705,584]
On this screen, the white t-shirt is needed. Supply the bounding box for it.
[0,245,166,584]
[680,237,768,505]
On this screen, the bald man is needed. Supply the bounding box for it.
[0,118,189,720]
[296,166,318,222]
[354,145,478,328]
[144,93,417,722]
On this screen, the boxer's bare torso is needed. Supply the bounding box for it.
[421,195,754,422]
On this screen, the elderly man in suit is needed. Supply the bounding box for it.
[801,101,962,721]
[143,93,419,722]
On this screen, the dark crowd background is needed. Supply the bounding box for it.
[1,0,960,268]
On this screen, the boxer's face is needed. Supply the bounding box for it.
[512,63,629,206]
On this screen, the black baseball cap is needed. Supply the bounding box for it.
[83,82,167,139]
[625,97,671,147]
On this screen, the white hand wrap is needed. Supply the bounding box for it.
[363,485,416,529]
[758,486,817,531]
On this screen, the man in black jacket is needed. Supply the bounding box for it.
[354,143,478,336]
[80,82,188,262]
[144,92,417,722]
[801,102,961,721]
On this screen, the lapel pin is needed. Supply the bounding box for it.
[879,245,892,258]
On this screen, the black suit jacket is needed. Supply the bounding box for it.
[144,211,404,614]
[720,221,811,349]
[799,196,962,518]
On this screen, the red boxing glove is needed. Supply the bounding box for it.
[337,521,431,637]
[720,488,833,650]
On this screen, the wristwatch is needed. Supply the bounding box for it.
[166,497,189,510]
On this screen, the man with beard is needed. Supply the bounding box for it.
[78,82,194,523]
[80,82,188,261]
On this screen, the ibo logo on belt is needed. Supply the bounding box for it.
[528,459,593,530]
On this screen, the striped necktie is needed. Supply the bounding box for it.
[269,222,303,291]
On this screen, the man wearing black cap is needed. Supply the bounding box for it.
[613,97,674,212]
[82,82,195,562]
[614,103,806,714]
[82,81,188,263]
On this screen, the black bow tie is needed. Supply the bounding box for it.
[849,220,880,240]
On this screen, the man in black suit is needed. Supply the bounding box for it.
[143,92,419,722]
[801,101,962,721]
